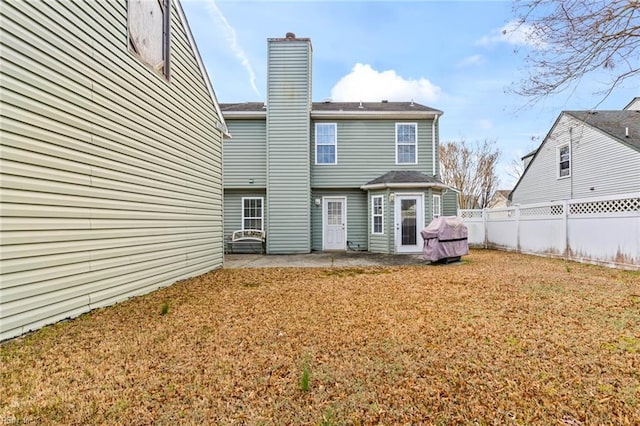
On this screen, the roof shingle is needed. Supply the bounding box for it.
[220,101,442,114]
[565,110,640,151]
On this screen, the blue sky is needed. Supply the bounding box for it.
[180,0,635,188]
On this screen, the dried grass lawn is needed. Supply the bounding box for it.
[1,250,639,425]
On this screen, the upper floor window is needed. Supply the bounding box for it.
[242,197,263,230]
[432,194,441,218]
[316,123,337,164]
[557,144,570,178]
[396,123,417,164]
[128,0,170,79]
[372,195,384,234]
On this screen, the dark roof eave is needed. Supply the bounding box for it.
[311,110,443,120]
[360,182,450,190]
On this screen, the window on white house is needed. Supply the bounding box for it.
[128,0,170,79]
[242,197,263,230]
[316,123,337,164]
[433,194,441,218]
[372,195,384,234]
[558,144,570,178]
[396,123,417,164]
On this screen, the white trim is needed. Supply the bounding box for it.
[315,123,337,165]
[176,0,229,136]
[394,193,424,253]
[557,142,571,179]
[311,111,442,120]
[395,122,418,165]
[241,196,264,231]
[432,115,438,175]
[433,194,442,218]
[322,196,347,251]
[361,182,450,190]
[371,195,384,235]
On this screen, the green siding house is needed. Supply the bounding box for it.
[222,33,458,255]
[0,0,226,340]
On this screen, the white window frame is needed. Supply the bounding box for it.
[395,122,418,164]
[432,194,442,218]
[371,195,384,235]
[315,123,337,165]
[241,197,264,231]
[128,0,171,80]
[557,143,571,179]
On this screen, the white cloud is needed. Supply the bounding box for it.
[330,63,442,104]
[206,0,260,96]
[476,20,547,49]
[476,119,493,131]
[457,54,484,68]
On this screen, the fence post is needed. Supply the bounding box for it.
[515,205,521,253]
[483,208,488,249]
[563,199,569,261]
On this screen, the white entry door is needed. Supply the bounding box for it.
[323,197,346,250]
[395,194,424,253]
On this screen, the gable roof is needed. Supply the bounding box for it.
[565,110,640,152]
[220,101,443,119]
[521,149,537,160]
[360,170,449,190]
[509,109,640,200]
[624,97,640,110]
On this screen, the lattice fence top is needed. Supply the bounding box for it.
[569,197,640,215]
[459,210,483,219]
[520,204,564,216]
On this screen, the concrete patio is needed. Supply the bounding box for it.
[223,251,433,268]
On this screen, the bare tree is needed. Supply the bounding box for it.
[511,0,640,102]
[505,136,540,183]
[439,139,501,209]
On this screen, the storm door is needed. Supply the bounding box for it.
[395,194,424,253]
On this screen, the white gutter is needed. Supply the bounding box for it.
[311,110,443,120]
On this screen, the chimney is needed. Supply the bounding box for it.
[285,32,296,40]
[626,127,629,138]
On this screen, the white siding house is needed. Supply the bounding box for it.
[0,0,225,340]
[511,106,640,205]
[625,97,640,111]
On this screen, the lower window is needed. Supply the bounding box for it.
[372,195,384,234]
[242,197,263,230]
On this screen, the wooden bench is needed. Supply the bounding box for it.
[226,230,266,254]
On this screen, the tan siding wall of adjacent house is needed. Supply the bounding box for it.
[0,0,223,340]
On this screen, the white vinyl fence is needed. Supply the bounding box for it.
[460,193,640,270]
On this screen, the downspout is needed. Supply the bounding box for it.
[432,115,439,177]
[569,126,573,199]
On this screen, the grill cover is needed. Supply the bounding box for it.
[421,216,469,262]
